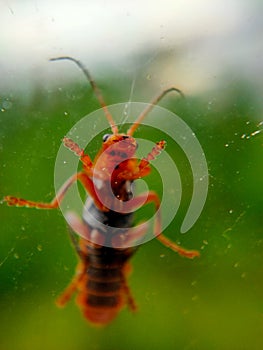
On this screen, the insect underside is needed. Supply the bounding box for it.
[4,56,200,326]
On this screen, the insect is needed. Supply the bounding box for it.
[4,56,200,326]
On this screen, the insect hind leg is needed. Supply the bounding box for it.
[56,261,86,307]
[56,216,92,307]
[121,267,137,312]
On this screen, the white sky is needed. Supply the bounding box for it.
[0,0,262,93]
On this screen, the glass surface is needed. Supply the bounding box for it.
[1,1,262,349]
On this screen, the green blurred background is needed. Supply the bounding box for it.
[1,1,263,350]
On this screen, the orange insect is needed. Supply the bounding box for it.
[4,57,199,326]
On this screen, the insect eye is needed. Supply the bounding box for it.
[102,134,111,142]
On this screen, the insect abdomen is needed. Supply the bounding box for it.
[77,244,136,326]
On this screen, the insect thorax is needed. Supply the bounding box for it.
[83,197,134,229]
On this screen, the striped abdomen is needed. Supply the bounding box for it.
[76,242,137,326]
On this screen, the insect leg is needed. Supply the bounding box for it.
[123,191,200,259]
[121,267,137,312]
[117,141,166,181]
[157,234,200,259]
[111,222,149,248]
[56,261,87,307]
[65,211,106,246]
[136,140,166,178]
[63,137,93,172]
[4,172,106,211]
[3,172,81,209]
[66,224,83,259]
[65,212,90,243]
[56,221,94,307]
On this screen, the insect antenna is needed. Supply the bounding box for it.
[50,56,118,134]
[127,87,184,136]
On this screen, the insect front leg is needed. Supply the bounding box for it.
[136,140,167,179]
[63,137,93,173]
[117,140,166,181]
[117,142,199,258]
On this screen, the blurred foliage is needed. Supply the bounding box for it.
[0,68,262,350]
